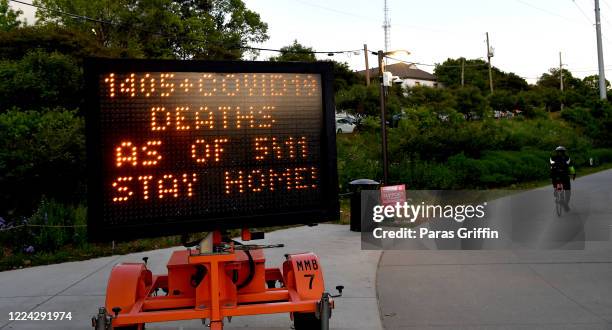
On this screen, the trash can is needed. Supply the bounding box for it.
[349,179,380,232]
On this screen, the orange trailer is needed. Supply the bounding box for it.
[92,229,343,330]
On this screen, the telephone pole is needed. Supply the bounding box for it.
[595,0,607,99]
[364,44,370,86]
[461,58,465,87]
[560,51,564,111]
[486,32,494,93]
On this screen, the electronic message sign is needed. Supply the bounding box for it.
[85,59,338,241]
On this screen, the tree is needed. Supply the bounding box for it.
[515,90,545,117]
[537,68,583,91]
[0,25,111,60]
[404,85,457,112]
[582,75,610,96]
[0,50,83,112]
[495,72,528,93]
[535,87,562,112]
[331,60,362,92]
[269,40,316,62]
[268,41,361,92]
[335,84,380,116]
[33,0,269,59]
[434,57,528,94]
[488,90,516,111]
[0,0,22,32]
[435,58,489,91]
[453,86,489,120]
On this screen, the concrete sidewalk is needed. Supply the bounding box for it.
[0,224,382,330]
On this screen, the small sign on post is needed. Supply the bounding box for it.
[380,184,406,206]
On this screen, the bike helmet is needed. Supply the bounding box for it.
[555,146,567,152]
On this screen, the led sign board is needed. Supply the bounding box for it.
[85,59,338,241]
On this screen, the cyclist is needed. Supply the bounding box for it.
[549,146,576,210]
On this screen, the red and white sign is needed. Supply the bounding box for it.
[380,184,406,206]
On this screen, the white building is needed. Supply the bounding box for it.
[358,62,439,88]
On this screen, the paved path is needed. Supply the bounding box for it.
[0,224,382,330]
[377,169,612,329]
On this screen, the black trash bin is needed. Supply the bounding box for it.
[349,179,380,232]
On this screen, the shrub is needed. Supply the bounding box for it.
[0,108,85,217]
[19,198,87,252]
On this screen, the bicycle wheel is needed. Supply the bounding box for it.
[555,190,563,217]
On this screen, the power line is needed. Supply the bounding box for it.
[383,55,488,69]
[572,0,595,24]
[515,0,578,22]
[569,0,612,52]
[9,0,361,55]
[602,0,612,12]
[11,0,110,24]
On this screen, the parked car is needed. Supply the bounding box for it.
[336,117,356,133]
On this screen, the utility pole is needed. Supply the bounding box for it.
[364,44,370,86]
[560,51,564,111]
[377,50,389,185]
[595,0,608,99]
[461,58,465,87]
[486,32,494,93]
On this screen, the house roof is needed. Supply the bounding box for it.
[357,62,437,81]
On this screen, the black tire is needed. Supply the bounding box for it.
[555,190,564,217]
[294,313,320,330]
[114,325,144,330]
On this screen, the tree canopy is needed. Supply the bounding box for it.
[434,57,528,93]
[268,39,317,62]
[33,0,269,59]
[0,0,22,31]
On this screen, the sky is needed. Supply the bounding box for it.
[10,0,612,84]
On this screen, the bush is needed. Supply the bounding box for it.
[0,199,88,253]
[28,199,87,251]
[0,108,85,217]
[590,149,612,165]
[453,86,489,120]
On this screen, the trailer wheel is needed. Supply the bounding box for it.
[293,313,320,330]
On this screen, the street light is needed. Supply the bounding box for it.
[374,49,410,185]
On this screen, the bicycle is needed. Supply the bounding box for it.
[553,182,565,217]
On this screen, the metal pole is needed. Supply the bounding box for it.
[378,50,389,185]
[364,44,370,86]
[486,32,494,93]
[559,52,564,110]
[595,0,608,99]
